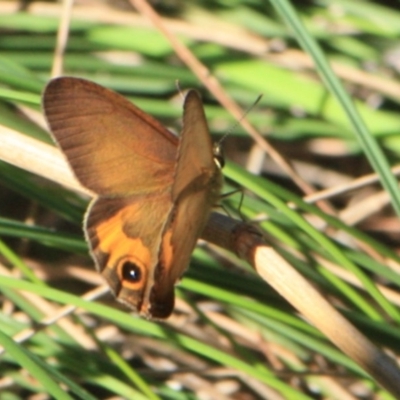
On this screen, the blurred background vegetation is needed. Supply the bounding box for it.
[1,0,400,399]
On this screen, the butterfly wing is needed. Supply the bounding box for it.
[43,77,178,316]
[149,90,223,318]
[85,192,171,316]
[43,77,177,196]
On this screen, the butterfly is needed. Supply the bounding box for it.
[43,77,222,318]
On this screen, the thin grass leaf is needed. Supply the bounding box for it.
[269,0,400,216]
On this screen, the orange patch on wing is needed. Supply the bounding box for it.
[94,207,152,280]
[160,228,174,271]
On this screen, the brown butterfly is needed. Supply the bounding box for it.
[43,77,222,319]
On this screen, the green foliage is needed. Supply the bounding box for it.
[1,0,400,399]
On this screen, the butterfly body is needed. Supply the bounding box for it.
[43,77,221,318]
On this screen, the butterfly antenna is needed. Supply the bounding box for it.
[175,80,185,100]
[217,94,263,147]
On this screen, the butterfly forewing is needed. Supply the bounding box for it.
[150,90,222,316]
[43,77,177,196]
